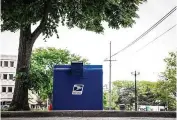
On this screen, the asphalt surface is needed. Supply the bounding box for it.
[1,117,176,120]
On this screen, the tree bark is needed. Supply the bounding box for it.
[9,25,36,111]
[8,0,50,111]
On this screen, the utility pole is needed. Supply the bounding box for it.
[104,41,116,110]
[159,74,168,111]
[109,41,112,111]
[164,78,168,111]
[131,71,140,111]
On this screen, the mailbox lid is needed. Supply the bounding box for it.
[54,65,102,69]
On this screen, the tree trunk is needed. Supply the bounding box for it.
[9,25,36,111]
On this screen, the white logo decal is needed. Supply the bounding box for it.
[72,84,84,95]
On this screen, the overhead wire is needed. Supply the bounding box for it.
[136,24,177,53]
[104,6,177,60]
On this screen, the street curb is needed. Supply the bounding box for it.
[1,111,176,118]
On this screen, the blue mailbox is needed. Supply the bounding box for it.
[53,62,103,110]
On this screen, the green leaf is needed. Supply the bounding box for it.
[29,47,89,100]
[2,0,146,39]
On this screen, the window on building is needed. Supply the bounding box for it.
[10,61,14,67]
[2,87,6,92]
[9,74,13,80]
[6,101,11,105]
[3,74,8,79]
[4,61,8,67]
[1,101,5,105]
[8,87,12,92]
[0,61,2,67]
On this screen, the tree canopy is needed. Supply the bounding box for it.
[112,80,159,110]
[2,0,146,38]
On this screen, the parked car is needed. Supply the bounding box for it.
[1,105,9,111]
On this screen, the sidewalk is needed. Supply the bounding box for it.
[1,111,176,118]
[1,117,176,120]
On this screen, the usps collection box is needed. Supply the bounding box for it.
[52,62,103,110]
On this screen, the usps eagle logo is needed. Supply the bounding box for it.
[72,84,84,95]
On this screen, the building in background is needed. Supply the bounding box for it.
[0,55,38,109]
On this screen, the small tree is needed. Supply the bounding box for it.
[29,47,88,102]
[156,51,176,111]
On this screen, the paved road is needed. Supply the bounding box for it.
[2,117,176,120]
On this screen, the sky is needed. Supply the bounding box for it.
[0,0,177,86]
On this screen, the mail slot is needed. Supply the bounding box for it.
[52,62,103,110]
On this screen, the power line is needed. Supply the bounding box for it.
[104,6,177,60]
[136,24,177,53]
